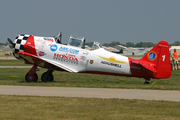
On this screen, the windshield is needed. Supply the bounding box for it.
[69,38,82,47]
[92,41,102,50]
[53,32,62,43]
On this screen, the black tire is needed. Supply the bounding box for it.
[144,81,150,84]
[41,72,54,82]
[25,73,38,82]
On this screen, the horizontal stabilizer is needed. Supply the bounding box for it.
[131,60,157,73]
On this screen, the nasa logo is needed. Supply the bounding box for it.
[50,44,58,52]
[148,51,157,61]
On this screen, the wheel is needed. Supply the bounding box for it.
[41,72,54,82]
[144,81,150,84]
[25,73,38,82]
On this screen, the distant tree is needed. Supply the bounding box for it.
[102,43,109,46]
[135,42,143,47]
[110,41,121,47]
[126,42,134,47]
[102,41,122,47]
[102,41,155,48]
[171,41,180,46]
[0,42,8,46]
[4,42,8,46]
[142,42,154,47]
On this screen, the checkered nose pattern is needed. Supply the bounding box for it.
[13,34,30,59]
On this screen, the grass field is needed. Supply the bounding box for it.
[0,67,180,90]
[0,59,180,90]
[0,95,180,120]
[0,60,30,66]
[0,60,180,120]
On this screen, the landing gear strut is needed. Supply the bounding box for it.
[25,65,54,82]
[41,70,54,82]
[25,65,38,82]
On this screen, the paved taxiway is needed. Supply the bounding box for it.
[0,85,180,102]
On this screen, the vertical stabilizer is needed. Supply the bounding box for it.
[140,40,171,78]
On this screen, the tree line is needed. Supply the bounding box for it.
[85,41,155,47]
[0,42,8,46]
[1,40,180,48]
[86,41,180,47]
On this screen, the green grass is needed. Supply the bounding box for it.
[0,60,179,90]
[0,68,180,90]
[0,60,30,66]
[0,95,180,120]
[0,60,180,120]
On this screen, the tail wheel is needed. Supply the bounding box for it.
[41,71,54,82]
[25,73,38,82]
[144,78,150,84]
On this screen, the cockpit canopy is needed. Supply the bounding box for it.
[53,32,101,50]
[92,41,102,50]
[67,35,85,49]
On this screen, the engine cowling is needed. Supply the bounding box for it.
[13,34,38,60]
[13,34,31,59]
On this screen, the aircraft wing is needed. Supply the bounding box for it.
[18,52,77,73]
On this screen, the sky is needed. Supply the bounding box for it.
[1,0,180,45]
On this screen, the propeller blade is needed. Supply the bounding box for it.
[7,38,13,49]
[7,38,13,45]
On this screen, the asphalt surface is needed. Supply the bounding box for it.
[0,85,180,102]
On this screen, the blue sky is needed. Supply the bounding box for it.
[1,0,180,45]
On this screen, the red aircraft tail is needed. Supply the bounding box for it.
[140,40,171,79]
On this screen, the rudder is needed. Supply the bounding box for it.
[140,40,171,79]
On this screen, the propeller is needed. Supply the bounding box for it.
[7,38,13,49]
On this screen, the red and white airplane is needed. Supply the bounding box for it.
[8,32,172,84]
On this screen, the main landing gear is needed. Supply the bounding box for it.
[25,66,38,82]
[25,65,54,82]
[41,70,54,82]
